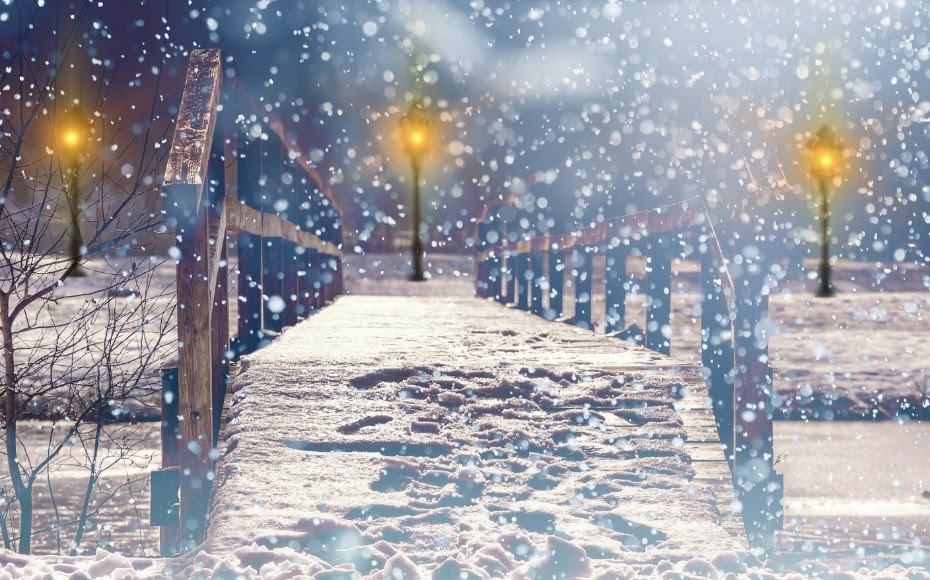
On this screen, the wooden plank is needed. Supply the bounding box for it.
[226,202,341,257]
[164,49,222,214]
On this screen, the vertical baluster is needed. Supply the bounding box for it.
[236,135,263,354]
[530,248,545,316]
[573,246,592,329]
[604,243,627,334]
[208,127,229,443]
[645,235,672,354]
[504,250,517,305]
[516,250,530,310]
[282,241,299,327]
[261,139,283,333]
[547,246,564,320]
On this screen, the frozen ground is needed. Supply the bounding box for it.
[1,253,928,577]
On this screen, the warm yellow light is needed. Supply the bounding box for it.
[408,130,424,146]
[818,152,833,169]
[62,130,81,148]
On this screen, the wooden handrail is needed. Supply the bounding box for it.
[474,197,782,548]
[154,48,344,555]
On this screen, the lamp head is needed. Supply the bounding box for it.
[400,103,433,160]
[805,125,846,180]
[58,105,88,159]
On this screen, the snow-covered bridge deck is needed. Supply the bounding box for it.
[207,286,745,576]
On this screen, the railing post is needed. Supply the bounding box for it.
[547,246,564,320]
[261,141,284,333]
[645,235,672,354]
[732,248,782,548]
[236,135,263,355]
[573,246,592,329]
[516,250,530,310]
[208,130,229,444]
[172,186,214,550]
[604,243,627,334]
[488,253,502,301]
[282,241,299,327]
[307,248,321,311]
[296,247,310,318]
[262,236,284,333]
[504,251,516,305]
[530,248,545,316]
[701,239,734,466]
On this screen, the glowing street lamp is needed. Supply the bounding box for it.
[804,125,846,297]
[400,102,433,281]
[57,105,89,276]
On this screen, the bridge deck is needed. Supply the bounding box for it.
[208,291,744,575]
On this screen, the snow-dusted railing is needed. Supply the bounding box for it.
[475,197,782,548]
[154,49,344,555]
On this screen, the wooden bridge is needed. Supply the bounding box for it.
[151,49,784,567]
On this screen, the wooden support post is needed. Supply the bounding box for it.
[171,182,214,550]
[645,236,672,354]
[282,241,299,327]
[296,247,310,318]
[516,252,530,310]
[504,253,517,305]
[530,249,545,316]
[262,237,284,332]
[211,243,229,444]
[488,255,502,301]
[547,248,564,320]
[236,233,262,354]
[157,367,180,555]
[732,251,782,549]
[236,135,263,355]
[701,243,734,467]
[573,247,593,329]
[604,244,627,334]
[208,129,229,444]
[476,258,490,297]
[307,249,321,311]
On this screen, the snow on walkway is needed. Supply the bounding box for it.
[207,291,745,577]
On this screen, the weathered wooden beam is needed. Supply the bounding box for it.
[701,242,734,468]
[226,202,340,257]
[173,180,214,550]
[163,49,222,226]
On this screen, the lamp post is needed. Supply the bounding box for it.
[58,105,89,276]
[804,125,846,298]
[400,102,432,282]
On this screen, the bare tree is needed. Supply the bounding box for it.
[0,1,176,554]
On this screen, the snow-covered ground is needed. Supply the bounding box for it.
[2,253,928,578]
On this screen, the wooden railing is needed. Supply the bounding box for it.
[475,197,783,548]
[151,49,343,554]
